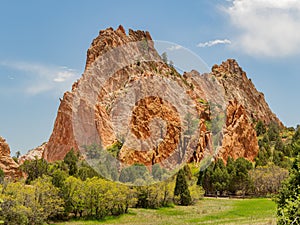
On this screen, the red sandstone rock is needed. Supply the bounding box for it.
[43,27,282,165]
[0,136,22,178]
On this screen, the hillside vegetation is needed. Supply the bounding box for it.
[0,123,299,224]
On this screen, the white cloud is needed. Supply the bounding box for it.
[197,39,231,48]
[167,45,183,51]
[0,61,79,95]
[53,70,75,82]
[225,0,300,57]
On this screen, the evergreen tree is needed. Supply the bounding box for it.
[292,127,300,156]
[267,122,280,142]
[21,157,49,184]
[212,159,229,196]
[174,168,192,206]
[64,148,78,176]
[255,120,266,136]
[230,158,253,195]
[0,168,4,184]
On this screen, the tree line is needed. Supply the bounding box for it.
[0,121,299,224]
[0,150,203,224]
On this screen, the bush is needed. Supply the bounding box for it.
[0,176,64,225]
[276,154,300,224]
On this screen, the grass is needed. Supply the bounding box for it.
[52,198,276,225]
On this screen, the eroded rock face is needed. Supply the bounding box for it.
[43,26,281,165]
[43,25,210,165]
[212,59,282,126]
[0,136,22,178]
[43,92,77,161]
[210,59,282,161]
[218,100,259,161]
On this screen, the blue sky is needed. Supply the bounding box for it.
[0,0,299,154]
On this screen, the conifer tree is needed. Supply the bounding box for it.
[174,168,192,206]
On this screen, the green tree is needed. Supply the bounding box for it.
[31,176,64,222]
[229,158,253,195]
[77,162,99,181]
[51,169,68,188]
[1,176,63,225]
[212,159,229,196]
[0,168,4,184]
[119,164,149,184]
[62,176,85,217]
[276,154,300,224]
[255,120,266,136]
[174,168,192,206]
[200,163,214,195]
[250,165,288,196]
[64,149,78,176]
[267,122,280,142]
[255,146,269,167]
[21,158,49,184]
[292,127,300,156]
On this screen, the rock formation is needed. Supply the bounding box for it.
[0,136,22,178]
[18,142,46,165]
[210,59,282,161]
[43,26,282,166]
[212,59,282,126]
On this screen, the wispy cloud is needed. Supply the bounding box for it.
[197,39,231,48]
[167,45,183,51]
[53,70,76,83]
[0,61,79,95]
[224,0,300,57]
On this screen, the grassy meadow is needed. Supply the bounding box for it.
[53,198,276,225]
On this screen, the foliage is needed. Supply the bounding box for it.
[255,120,266,136]
[52,169,68,188]
[135,181,174,209]
[64,149,78,176]
[62,176,137,219]
[200,157,253,196]
[267,122,280,142]
[20,157,49,184]
[0,169,4,184]
[84,144,119,181]
[229,158,253,195]
[77,162,100,181]
[174,168,192,206]
[119,164,149,184]
[0,176,64,225]
[292,127,300,156]
[106,141,123,158]
[276,154,300,224]
[255,124,293,169]
[249,164,288,196]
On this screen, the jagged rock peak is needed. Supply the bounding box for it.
[85,25,152,70]
[44,26,283,166]
[0,136,22,178]
[212,59,246,78]
[212,59,282,127]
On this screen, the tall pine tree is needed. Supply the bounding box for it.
[174,168,192,206]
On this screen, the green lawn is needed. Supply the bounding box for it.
[53,198,276,225]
